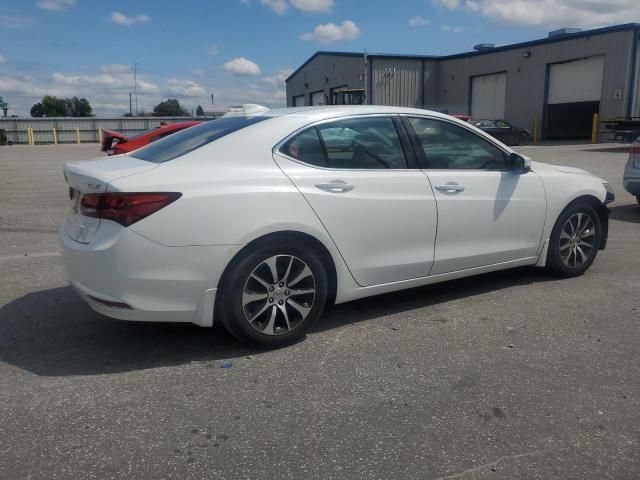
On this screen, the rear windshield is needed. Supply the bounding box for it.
[129,116,270,163]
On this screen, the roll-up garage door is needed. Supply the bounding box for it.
[311,91,326,106]
[293,95,305,107]
[546,56,604,139]
[471,72,507,120]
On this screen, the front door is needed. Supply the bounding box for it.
[405,116,546,275]
[274,115,438,286]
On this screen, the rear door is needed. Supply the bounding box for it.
[274,115,438,286]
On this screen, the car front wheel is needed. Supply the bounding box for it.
[515,131,529,146]
[546,202,601,277]
[218,242,328,348]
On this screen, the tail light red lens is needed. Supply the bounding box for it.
[80,192,181,226]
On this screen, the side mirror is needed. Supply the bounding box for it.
[508,152,531,172]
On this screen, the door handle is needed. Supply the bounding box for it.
[315,181,354,193]
[434,183,465,193]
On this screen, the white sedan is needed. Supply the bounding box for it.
[60,105,614,347]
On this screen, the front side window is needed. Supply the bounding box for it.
[130,116,269,163]
[281,117,407,169]
[408,117,508,170]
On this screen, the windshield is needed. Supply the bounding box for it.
[129,116,270,163]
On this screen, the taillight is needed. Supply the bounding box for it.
[631,139,640,168]
[80,192,181,226]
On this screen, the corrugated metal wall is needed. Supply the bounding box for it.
[370,58,423,107]
[0,116,222,144]
[437,30,635,137]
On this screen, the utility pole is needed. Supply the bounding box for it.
[129,93,132,116]
[211,93,214,105]
[134,62,138,115]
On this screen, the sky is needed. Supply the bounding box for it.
[0,0,639,117]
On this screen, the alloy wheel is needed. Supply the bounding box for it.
[559,212,596,268]
[242,254,316,336]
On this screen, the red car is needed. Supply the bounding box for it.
[101,121,200,155]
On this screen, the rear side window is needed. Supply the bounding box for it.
[130,116,269,163]
[280,116,408,169]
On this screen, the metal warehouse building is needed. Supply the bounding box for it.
[286,23,640,140]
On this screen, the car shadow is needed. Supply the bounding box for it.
[583,145,631,154]
[0,267,560,377]
[609,203,640,224]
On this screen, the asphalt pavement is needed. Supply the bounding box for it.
[1,142,638,479]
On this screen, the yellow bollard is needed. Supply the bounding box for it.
[76,127,81,144]
[52,128,57,145]
[28,128,34,145]
[591,113,599,144]
[97,127,102,144]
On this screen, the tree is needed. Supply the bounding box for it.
[195,105,204,116]
[65,97,93,117]
[152,99,189,117]
[30,95,93,117]
[30,102,45,117]
[41,95,68,117]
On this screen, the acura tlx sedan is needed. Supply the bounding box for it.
[60,105,615,347]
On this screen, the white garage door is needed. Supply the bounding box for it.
[311,91,325,106]
[293,95,305,107]
[471,72,507,120]
[548,56,605,104]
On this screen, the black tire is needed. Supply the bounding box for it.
[218,241,328,348]
[546,202,602,278]
[636,195,640,205]
[515,131,529,146]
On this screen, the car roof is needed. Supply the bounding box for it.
[254,105,460,122]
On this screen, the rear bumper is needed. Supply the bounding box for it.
[60,224,237,326]
[623,177,640,196]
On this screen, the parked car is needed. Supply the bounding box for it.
[61,105,613,347]
[101,121,200,155]
[623,137,640,204]
[451,114,471,122]
[472,119,531,145]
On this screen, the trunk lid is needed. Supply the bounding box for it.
[63,156,157,243]
[101,129,128,152]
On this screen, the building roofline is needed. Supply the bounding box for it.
[285,22,640,83]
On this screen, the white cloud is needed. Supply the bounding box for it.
[207,45,219,57]
[223,57,262,76]
[101,64,130,74]
[261,0,288,14]
[52,71,160,94]
[441,25,464,33]
[301,20,360,43]
[36,0,76,11]
[109,11,150,26]
[262,68,294,87]
[433,0,461,8]
[166,79,207,97]
[0,54,6,64]
[437,0,640,28]
[409,16,431,27]
[0,16,35,29]
[290,0,334,13]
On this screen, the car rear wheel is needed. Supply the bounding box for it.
[636,195,640,205]
[515,131,529,146]
[218,242,328,348]
[546,202,601,277]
